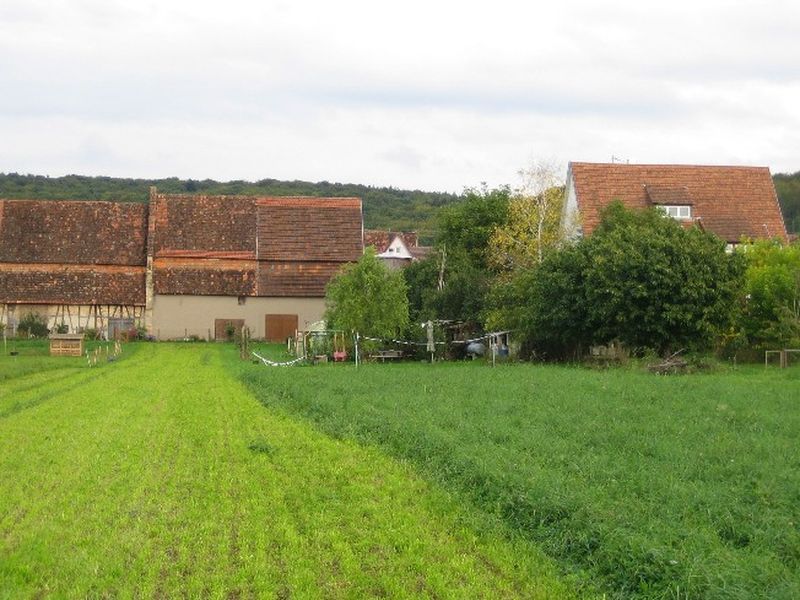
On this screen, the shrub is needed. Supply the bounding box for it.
[17,313,49,338]
[81,328,102,341]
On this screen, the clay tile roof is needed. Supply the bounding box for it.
[256,197,363,262]
[258,261,344,297]
[569,163,788,243]
[364,229,419,253]
[0,199,148,265]
[151,194,257,259]
[0,264,145,305]
[644,185,693,205]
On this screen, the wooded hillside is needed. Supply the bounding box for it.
[0,173,460,243]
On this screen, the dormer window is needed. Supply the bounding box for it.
[660,205,692,220]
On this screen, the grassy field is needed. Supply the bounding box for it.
[0,342,574,598]
[240,350,800,599]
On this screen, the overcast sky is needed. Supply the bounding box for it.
[1,0,799,192]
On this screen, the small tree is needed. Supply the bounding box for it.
[325,248,409,338]
[489,160,564,272]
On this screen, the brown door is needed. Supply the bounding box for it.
[214,319,245,341]
[265,314,298,342]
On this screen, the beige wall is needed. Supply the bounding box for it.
[151,295,326,340]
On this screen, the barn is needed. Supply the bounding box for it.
[0,199,148,337]
[0,189,364,341]
[149,189,363,341]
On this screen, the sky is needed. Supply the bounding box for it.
[1,0,799,193]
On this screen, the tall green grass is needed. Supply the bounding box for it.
[239,358,800,599]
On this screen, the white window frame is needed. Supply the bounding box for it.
[659,205,692,220]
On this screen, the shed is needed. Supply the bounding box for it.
[49,333,85,357]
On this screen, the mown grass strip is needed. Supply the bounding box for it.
[0,344,575,598]
[238,356,800,599]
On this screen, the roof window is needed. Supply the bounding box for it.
[659,205,692,220]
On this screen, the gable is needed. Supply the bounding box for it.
[568,163,788,242]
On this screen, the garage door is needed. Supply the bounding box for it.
[264,314,298,342]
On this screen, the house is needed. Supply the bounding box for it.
[364,229,432,269]
[562,162,789,246]
[149,190,363,340]
[0,190,364,340]
[0,199,148,337]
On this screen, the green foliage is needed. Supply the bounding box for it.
[740,240,800,347]
[437,185,510,270]
[0,172,460,243]
[241,360,800,599]
[405,186,510,328]
[325,248,410,337]
[16,312,49,338]
[505,203,745,356]
[774,171,800,234]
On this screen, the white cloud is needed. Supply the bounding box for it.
[1,0,799,191]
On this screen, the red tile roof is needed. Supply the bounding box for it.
[258,261,344,297]
[0,200,147,265]
[0,200,147,305]
[152,193,363,297]
[364,230,419,253]
[0,263,145,305]
[569,163,788,242]
[150,194,257,258]
[257,197,363,262]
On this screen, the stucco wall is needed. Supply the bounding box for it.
[151,295,326,340]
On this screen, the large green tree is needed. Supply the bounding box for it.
[506,202,745,357]
[325,248,409,337]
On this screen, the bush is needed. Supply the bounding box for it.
[17,313,50,338]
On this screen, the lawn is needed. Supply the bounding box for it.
[239,351,800,599]
[0,343,574,598]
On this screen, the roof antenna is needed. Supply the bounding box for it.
[611,155,629,164]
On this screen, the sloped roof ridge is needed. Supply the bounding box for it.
[569,161,769,170]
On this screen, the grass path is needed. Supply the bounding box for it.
[0,344,573,598]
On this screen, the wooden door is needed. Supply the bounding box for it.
[214,318,245,341]
[264,314,298,342]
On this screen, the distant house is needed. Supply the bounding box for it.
[364,230,431,269]
[562,163,789,247]
[0,190,364,340]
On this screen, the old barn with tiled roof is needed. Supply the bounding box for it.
[1,190,364,340]
[563,163,788,244]
[148,190,363,340]
[0,200,147,336]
